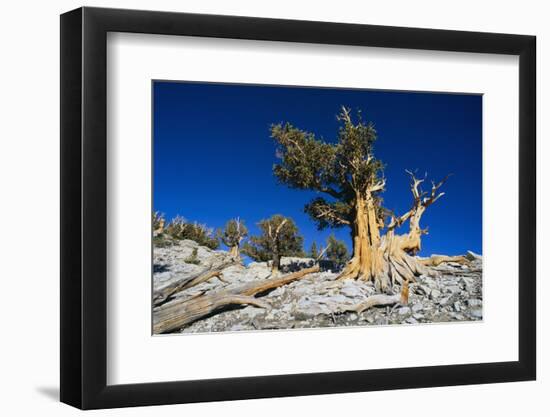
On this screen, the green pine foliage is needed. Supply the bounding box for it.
[219,218,248,248]
[242,215,304,268]
[309,241,319,259]
[162,215,220,249]
[325,234,349,268]
[271,107,387,229]
[184,247,201,265]
[152,211,165,232]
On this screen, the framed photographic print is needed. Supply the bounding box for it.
[60,6,536,409]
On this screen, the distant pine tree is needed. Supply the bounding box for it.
[219,218,248,259]
[242,214,304,273]
[163,216,219,249]
[325,234,349,270]
[309,241,319,259]
[184,247,201,265]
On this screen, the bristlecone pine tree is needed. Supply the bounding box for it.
[309,241,320,259]
[152,211,166,237]
[325,234,349,270]
[271,106,463,291]
[164,216,220,249]
[242,214,304,273]
[219,218,248,259]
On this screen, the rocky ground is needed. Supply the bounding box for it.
[153,239,483,334]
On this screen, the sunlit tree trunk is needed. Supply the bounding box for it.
[339,192,387,289]
[338,174,460,291]
[229,245,240,258]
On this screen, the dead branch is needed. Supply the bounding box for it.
[153,265,320,333]
[153,260,236,307]
[422,174,452,207]
[312,201,351,226]
[386,208,414,231]
[315,243,331,261]
[368,178,386,193]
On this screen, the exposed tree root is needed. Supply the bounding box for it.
[337,235,429,291]
[341,281,409,314]
[153,265,320,334]
[344,293,401,314]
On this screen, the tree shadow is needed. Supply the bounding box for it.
[153,263,170,273]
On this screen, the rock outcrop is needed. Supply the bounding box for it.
[153,239,482,334]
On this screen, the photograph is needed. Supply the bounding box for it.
[151,81,483,335]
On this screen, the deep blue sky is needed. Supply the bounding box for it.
[153,81,482,257]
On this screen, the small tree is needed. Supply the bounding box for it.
[242,214,304,273]
[325,234,349,270]
[184,247,201,265]
[308,241,320,259]
[164,216,220,249]
[219,218,248,259]
[152,211,166,237]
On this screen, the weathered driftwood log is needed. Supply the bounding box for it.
[153,260,236,307]
[419,255,470,267]
[153,265,320,334]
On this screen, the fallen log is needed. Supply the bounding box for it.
[153,260,236,307]
[419,255,470,267]
[153,265,320,334]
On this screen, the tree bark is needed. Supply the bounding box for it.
[271,252,281,273]
[229,245,240,258]
[153,265,320,333]
[338,193,387,289]
[337,172,457,291]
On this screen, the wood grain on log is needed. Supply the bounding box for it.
[153,265,320,334]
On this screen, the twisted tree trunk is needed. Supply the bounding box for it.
[338,173,465,291]
[338,193,384,285]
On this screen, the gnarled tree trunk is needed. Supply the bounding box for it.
[338,173,463,292]
[339,193,385,286]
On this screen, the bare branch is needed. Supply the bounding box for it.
[368,178,386,193]
[337,106,352,124]
[274,218,288,236]
[422,174,452,206]
[315,243,331,261]
[387,208,414,231]
[405,169,427,201]
[309,200,351,226]
[285,136,306,157]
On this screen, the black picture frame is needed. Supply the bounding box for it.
[60,6,536,410]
